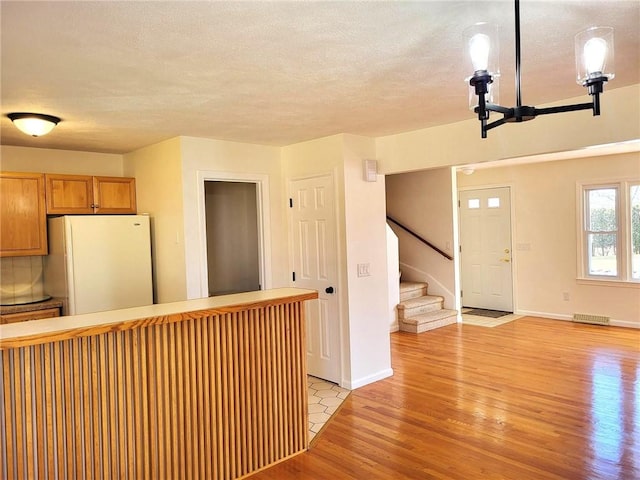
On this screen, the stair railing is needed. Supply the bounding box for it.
[386,215,453,261]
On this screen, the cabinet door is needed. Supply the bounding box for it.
[93,176,137,214]
[0,172,48,256]
[45,174,94,214]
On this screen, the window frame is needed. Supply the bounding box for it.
[577,179,640,284]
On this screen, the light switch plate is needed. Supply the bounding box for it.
[357,263,370,277]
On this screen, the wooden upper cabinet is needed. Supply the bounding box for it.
[45,174,136,214]
[93,176,137,214]
[45,174,94,214]
[0,172,48,257]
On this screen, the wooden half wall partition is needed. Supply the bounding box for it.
[0,288,318,480]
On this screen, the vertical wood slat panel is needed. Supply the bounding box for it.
[32,346,44,480]
[43,344,55,478]
[0,298,309,479]
[99,334,110,480]
[2,351,14,479]
[115,332,127,480]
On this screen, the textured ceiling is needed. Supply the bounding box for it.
[1,1,638,154]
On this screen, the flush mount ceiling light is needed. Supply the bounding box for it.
[7,112,61,137]
[465,0,614,138]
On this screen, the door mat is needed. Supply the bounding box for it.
[464,308,512,318]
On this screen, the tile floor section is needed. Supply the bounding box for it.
[307,376,350,441]
[461,308,522,327]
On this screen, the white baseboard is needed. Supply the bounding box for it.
[610,319,640,329]
[390,321,399,332]
[516,310,639,329]
[343,368,394,390]
[516,310,573,321]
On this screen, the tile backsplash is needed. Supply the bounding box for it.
[0,256,45,301]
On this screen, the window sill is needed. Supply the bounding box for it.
[577,278,640,289]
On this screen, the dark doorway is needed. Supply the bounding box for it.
[204,181,260,296]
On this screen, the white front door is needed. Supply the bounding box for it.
[290,174,341,384]
[459,187,513,312]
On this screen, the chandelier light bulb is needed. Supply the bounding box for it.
[469,33,491,72]
[575,26,614,85]
[583,37,607,76]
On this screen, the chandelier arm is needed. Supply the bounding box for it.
[486,103,513,115]
[534,102,594,116]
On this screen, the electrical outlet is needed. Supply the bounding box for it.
[563,292,570,301]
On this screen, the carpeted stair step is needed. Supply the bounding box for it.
[399,309,458,334]
[397,295,444,319]
[399,282,428,302]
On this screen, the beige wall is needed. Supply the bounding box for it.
[342,134,392,388]
[123,138,187,303]
[386,167,456,309]
[457,151,640,327]
[1,145,123,175]
[178,136,285,299]
[377,84,640,174]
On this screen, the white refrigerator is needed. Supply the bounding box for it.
[44,215,153,315]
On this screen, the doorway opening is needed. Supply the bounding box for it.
[204,181,260,296]
[197,171,272,299]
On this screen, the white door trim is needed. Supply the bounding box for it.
[196,170,272,298]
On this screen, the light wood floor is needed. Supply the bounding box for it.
[248,317,640,480]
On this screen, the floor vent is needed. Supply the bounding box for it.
[572,313,610,325]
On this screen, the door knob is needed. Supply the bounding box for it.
[325,286,334,294]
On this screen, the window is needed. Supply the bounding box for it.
[487,197,500,208]
[580,181,640,282]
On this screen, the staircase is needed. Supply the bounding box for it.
[397,282,458,333]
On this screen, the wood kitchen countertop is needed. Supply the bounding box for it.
[0,288,318,348]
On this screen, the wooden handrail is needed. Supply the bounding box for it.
[387,215,453,261]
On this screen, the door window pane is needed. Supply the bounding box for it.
[488,197,500,208]
[468,198,480,209]
[631,185,640,280]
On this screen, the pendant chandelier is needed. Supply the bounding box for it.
[465,0,614,138]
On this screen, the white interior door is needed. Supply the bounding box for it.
[459,187,513,312]
[290,174,340,384]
